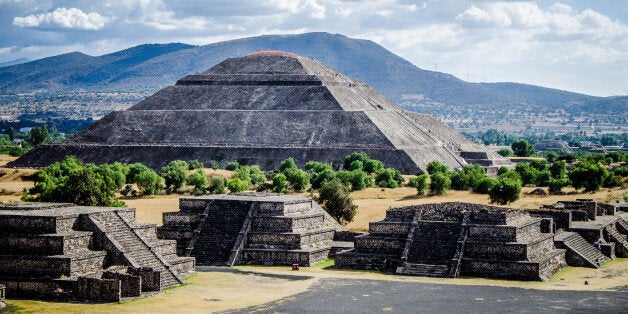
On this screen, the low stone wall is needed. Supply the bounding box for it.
[102,272,141,297]
[527,210,572,230]
[77,277,121,302]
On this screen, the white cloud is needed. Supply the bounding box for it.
[13,7,110,30]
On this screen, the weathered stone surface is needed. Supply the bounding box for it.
[10,52,510,173]
[336,202,567,281]
[0,203,194,301]
[157,192,343,267]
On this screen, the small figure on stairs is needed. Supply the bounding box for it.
[594,258,601,268]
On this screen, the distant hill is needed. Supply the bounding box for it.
[0,58,30,67]
[0,32,623,116]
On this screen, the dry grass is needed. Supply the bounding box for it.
[345,186,627,231]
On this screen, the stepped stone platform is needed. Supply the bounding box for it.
[335,202,566,281]
[528,199,628,261]
[0,203,194,302]
[157,193,344,267]
[9,51,510,174]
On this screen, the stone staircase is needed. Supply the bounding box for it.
[554,231,610,268]
[158,194,337,267]
[605,225,628,257]
[87,211,183,289]
[397,263,449,277]
[190,204,250,265]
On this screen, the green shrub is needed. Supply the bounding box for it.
[473,177,497,194]
[414,174,429,195]
[272,173,288,193]
[225,161,239,171]
[208,176,227,194]
[429,172,451,195]
[227,178,249,193]
[489,177,522,204]
[316,179,357,225]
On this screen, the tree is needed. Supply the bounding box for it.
[208,176,227,194]
[188,159,204,170]
[272,173,288,193]
[450,164,486,191]
[28,125,50,146]
[186,169,208,194]
[279,157,297,172]
[317,179,357,225]
[511,140,535,157]
[473,177,497,194]
[374,167,404,188]
[305,161,336,189]
[135,170,163,195]
[160,160,189,193]
[426,160,449,175]
[285,168,310,192]
[515,162,538,186]
[568,160,608,192]
[430,172,451,195]
[25,156,125,207]
[227,178,249,193]
[489,177,522,205]
[497,148,513,157]
[225,161,239,171]
[548,178,571,195]
[414,174,429,195]
[549,160,567,179]
[249,165,267,185]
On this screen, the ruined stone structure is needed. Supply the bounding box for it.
[157,193,343,266]
[0,203,194,302]
[528,199,628,267]
[336,202,566,281]
[10,51,510,174]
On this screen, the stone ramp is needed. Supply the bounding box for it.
[554,231,610,268]
[87,211,184,288]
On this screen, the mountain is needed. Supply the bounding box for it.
[0,58,30,67]
[0,32,622,115]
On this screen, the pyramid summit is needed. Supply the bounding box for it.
[11,52,510,173]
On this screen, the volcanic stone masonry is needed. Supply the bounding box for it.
[10,51,511,174]
[528,199,628,267]
[335,202,567,281]
[157,193,345,266]
[0,203,194,302]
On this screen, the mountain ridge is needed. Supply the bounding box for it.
[0,32,622,114]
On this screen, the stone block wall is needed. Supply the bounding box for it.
[77,277,121,302]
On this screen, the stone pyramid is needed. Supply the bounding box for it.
[11,51,510,173]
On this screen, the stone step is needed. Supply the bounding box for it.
[396,262,449,277]
[606,226,628,253]
[559,232,610,268]
[617,218,628,234]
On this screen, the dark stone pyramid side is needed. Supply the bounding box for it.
[10,51,510,173]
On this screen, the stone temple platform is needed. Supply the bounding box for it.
[0,203,194,302]
[335,202,566,281]
[157,193,344,266]
[528,199,628,267]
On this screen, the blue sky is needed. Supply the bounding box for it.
[1,0,627,97]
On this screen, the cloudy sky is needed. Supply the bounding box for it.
[1,0,627,96]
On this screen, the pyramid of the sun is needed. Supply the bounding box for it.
[11,51,510,173]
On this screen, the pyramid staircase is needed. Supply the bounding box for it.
[337,202,566,281]
[86,211,190,288]
[605,224,628,257]
[554,231,610,268]
[158,193,339,267]
[0,203,193,302]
